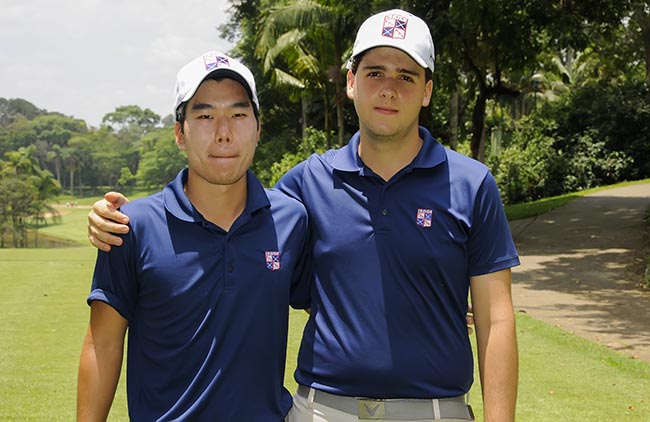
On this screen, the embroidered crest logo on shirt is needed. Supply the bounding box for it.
[416,208,433,227]
[265,251,281,271]
[382,14,408,39]
[203,54,230,72]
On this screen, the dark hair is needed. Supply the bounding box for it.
[175,75,260,131]
[350,51,433,81]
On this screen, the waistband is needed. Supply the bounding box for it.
[296,385,474,421]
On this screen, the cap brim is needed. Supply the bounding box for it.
[180,69,257,111]
[353,44,429,71]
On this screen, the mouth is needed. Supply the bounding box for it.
[374,106,398,115]
[208,153,238,160]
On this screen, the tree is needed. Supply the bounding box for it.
[0,175,33,247]
[88,127,129,189]
[12,114,89,191]
[389,0,630,161]
[135,127,186,189]
[101,105,160,135]
[65,135,95,195]
[0,146,60,247]
[0,98,46,127]
[631,1,650,83]
[0,116,36,156]
[254,0,361,147]
[101,105,162,178]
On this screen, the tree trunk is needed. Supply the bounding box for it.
[644,34,650,84]
[53,156,62,185]
[69,169,75,196]
[301,96,308,142]
[336,91,345,147]
[334,72,345,147]
[471,91,487,161]
[323,94,332,149]
[478,119,487,163]
[449,88,459,151]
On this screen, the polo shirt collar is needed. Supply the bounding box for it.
[163,168,270,223]
[331,126,447,174]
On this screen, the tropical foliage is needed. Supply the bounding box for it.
[1,0,650,245]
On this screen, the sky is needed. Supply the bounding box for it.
[0,0,235,127]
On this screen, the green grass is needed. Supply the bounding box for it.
[2,184,650,420]
[0,247,129,421]
[3,248,648,421]
[511,314,650,420]
[39,205,93,245]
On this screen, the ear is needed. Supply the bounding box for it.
[421,79,434,107]
[174,122,186,150]
[346,69,355,100]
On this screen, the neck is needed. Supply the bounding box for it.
[358,125,423,181]
[184,174,247,232]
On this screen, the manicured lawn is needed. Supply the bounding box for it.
[2,246,649,420]
[0,246,129,421]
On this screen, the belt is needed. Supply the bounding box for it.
[297,385,474,421]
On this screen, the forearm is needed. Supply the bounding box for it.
[77,330,124,421]
[476,314,518,422]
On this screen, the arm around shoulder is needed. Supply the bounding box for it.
[87,192,131,252]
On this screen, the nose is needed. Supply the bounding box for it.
[214,118,232,143]
[379,78,397,99]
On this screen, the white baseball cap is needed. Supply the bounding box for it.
[173,51,259,119]
[350,9,435,73]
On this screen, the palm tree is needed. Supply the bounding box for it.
[258,27,327,141]
[254,0,361,147]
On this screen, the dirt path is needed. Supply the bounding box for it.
[509,183,650,361]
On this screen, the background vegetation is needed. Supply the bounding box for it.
[2,0,650,247]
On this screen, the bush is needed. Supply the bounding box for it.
[560,129,633,192]
[488,116,564,204]
[552,79,650,181]
[488,78,646,204]
[267,127,329,187]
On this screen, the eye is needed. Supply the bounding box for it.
[399,74,414,82]
[367,71,382,78]
[197,114,213,120]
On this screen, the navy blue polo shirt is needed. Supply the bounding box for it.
[88,168,310,421]
[277,126,519,399]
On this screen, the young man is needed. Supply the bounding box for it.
[77,51,310,421]
[88,9,519,422]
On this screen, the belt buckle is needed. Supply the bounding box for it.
[358,398,386,420]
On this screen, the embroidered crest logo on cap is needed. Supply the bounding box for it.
[173,51,259,116]
[350,9,435,72]
[382,15,408,39]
